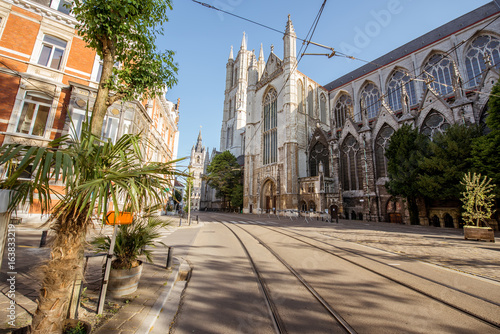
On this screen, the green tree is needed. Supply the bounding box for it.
[471,80,500,195]
[71,0,178,137]
[385,124,430,225]
[206,151,242,209]
[0,128,183,333]
[417,124,482,200]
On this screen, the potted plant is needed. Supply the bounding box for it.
[92,215,169,296]
[461,172,496,242]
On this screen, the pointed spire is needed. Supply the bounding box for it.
[285,14,295,35]
[195,128,203,153]
[229,45,234,60]
[258,43,264,62]
[240,31,247,50]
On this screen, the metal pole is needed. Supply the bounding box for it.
[39,230,48,247]
[97,224,118,315]
[187,176,191,228]
[166,246,173,269]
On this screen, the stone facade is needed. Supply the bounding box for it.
[218,3,500,228]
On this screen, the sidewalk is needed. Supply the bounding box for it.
[0,213,202,334]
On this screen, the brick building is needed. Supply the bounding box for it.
[0,0,180,213]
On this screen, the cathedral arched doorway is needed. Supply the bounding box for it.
[444,213,454,228]
[261,180,276,213]
[330,205,339,221]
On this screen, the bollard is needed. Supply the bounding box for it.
[179,217,182,227]
[197,215,199,224]
[166,246,173,269]
[39,230,48,247]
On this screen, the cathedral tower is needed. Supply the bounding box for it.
[188,129,206,211]
[220,32,252,158]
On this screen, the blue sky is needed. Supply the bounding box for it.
[160,0,492,166]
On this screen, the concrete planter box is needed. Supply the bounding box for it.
[463,226,495,242]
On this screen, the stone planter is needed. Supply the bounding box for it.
[108,261,143,296]
[463,226,495,242]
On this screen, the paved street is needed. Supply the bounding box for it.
[1,212,499,333]
[167,212,500,333]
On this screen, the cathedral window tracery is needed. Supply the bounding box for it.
[386,70,417,112]
[465,34,500,87]
[421,111,450,138]
[263,88,278,165]
[375,125,395,179]
[360,83,381,119]
[341,135,363,191]
[309,141,329,177]
[333,93,352,128]
[423,53,456,96]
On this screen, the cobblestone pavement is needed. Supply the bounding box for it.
[315,220,500,281]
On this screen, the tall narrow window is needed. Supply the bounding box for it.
[423,53,455,96]
[263,88,278,165]
[465,34,500,87]
[341,135,362,191]
[360,83,381,119]
[16,91,53,137]
[37,35,67,70]
[333,93,352,128]
[320,94,327,123]
[297,80,304,114]
[307,86,314,117]
[386,70,417,112]
[375,125,394,179]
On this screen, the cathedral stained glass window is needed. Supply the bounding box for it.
[360,83,381,119]
[423,53,456,96]
[333,93,352,128]
[386,70,417,112]
[263,88,278,165]
[465,34,500,87]
[421,111,450,138]
[341,135,363,191]
[375,125,395,179]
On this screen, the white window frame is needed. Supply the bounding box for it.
[14,91,54,137]
[36,35,68,70]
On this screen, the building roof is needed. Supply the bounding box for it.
[323,2,500,91]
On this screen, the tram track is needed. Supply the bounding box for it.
[218,219,357,334]
[243,221,500,331]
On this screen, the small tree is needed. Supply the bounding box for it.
[71,0,178,137]
[385,124,429,225]
[205,151,242,209]
[461,172,496,227]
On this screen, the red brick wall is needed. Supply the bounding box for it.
[2,9,40,56]
[65,36,95,76]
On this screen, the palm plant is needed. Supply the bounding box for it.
[0,125,184,334]
[92,215,169,269]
